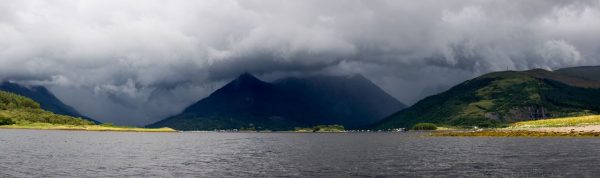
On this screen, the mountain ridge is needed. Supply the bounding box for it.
[148,73,405,130]
[374,67,600,129]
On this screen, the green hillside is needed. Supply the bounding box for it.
[0,81,100,123]
[374,69,600,129]
[0,90,93,126]
[0,90,174,132]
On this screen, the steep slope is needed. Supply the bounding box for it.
[148,73,404,130]
[374,69,600,129]
[273,75,405,127]
[0,82,99,123]
[148,73,304,131]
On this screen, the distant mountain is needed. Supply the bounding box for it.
[273,75,405,127]
[374,67,600,129]
[0,82,99,123]
[147,73,405,130]
[555,66,600,82]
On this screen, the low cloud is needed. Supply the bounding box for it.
[1,0,600,125]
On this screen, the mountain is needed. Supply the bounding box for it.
[554,66,600,82]
[374,67,600,129]
[0,82,99,123]
[147,73,405,130]
[273,74,405,127]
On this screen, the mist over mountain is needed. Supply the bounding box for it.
[1,1,600,124]
[148,73,404,130]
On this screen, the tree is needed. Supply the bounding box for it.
[0,116,15,125]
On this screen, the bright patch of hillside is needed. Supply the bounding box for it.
[512,115,600,128]
[0,90,174,132]
[0,90,93,126]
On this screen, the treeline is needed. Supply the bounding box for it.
[0,91,40,110]
[295,124,345,132]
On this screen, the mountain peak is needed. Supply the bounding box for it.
[150,73,405,130]
[236,72,261,83]
[348,73,369,82]
[212,72,271,94]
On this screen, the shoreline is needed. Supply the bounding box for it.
[430,115,600,137]
[0,124,176,133]
[432,125,600,137]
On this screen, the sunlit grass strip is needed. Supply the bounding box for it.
[432,130,600,137]
[0,123,175,132]
[511,115,600,128]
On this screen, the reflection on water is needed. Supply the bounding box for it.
[1,129,600,177]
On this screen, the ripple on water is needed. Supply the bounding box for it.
[1,130,600,177]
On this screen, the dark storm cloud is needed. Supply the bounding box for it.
[1,0,600,125]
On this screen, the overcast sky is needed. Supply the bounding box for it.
[1,0,600,125]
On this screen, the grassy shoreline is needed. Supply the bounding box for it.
[432,130,600,137]
[432,115,600,137]
[0,123,175,132]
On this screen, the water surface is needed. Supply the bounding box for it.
[1,129,600,177]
